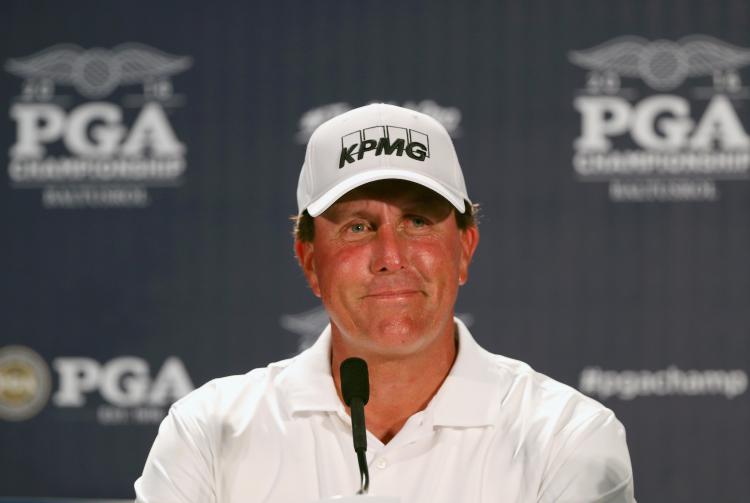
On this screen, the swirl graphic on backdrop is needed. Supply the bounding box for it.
[5,43,192,99]
[569,35,750,91]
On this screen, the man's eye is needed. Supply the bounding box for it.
[350,223,367,233]
[410,216,427,227]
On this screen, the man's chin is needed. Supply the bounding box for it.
[337,315,449,358]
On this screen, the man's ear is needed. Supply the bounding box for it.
[458,225,479,286]
[294,239,321,297]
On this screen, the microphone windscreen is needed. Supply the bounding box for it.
[340,357,370,406]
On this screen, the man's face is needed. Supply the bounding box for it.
[295,180,479,358]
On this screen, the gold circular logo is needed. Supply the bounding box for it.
[0,345,51,421]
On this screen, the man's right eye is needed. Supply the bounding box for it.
[350,223,366,233]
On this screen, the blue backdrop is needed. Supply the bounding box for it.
[1,1,749,501]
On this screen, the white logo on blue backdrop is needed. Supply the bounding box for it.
[569,35,750,202]
[5,43,192,209]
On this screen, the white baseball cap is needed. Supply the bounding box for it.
[297,103,471,217]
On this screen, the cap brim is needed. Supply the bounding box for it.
[305,168,469,217]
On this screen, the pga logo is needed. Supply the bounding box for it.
[574,94,749,152]
[10,102,184,159]
[52,356,194,408]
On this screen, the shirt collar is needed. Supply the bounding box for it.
[429,318,506,427]
[275,324,344,416]
[277,318,506,428]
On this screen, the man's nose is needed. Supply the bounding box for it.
[370,225,406,273]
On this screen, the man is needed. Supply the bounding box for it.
[135,103,635,502]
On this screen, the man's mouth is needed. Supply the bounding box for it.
[364,289,422,299]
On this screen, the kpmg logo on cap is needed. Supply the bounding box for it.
[339,126,430,169]
[5,43,192,208]
[569,35,750,202]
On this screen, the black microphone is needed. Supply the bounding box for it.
[340,357,370,494]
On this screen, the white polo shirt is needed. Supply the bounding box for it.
[135,319,635,503]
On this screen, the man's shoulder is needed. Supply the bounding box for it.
[482,353,634,500]
[168,355,299,424]
[484,349,616,431]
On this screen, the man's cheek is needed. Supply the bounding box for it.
[413,246,456,275]
[316,257,358,296]
[330,249,368,277]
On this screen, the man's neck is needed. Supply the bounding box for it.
[330,319,458,444]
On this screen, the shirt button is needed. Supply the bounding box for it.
[375,457,388,469]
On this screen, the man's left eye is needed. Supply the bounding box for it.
[409,216,427,227]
